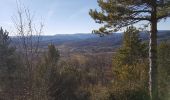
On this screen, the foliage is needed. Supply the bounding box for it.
[36,44,91,100]
[0,28,16,73]
[0,27,23,99]
[109,86,150,100]
[45,44,60,64]
[89,0,170,34]
[158,42,170,100]
[1,25,170,100]
[34,44,60,100]
[49,66,90,100]
[113,26,148,79]
[88,84,110,100]
[111,26,149,100]
[113,26,148,66]
[89,1,170,99]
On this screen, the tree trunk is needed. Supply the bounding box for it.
[149,0,159,99]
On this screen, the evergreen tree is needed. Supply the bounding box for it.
[38,44,89,100]
[89,1,170,99]
[49,66,81,100]
[45,44,60,65]
[35,44,60,100]
[0,27,19,99]
[111,26,149,100]
[158,42,170,100]
[114,26,148,66]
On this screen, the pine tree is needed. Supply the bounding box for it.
[0,27,19,99]
[114,26,148,66]
[112,26,149,100]
[45,44,60,65]
[89,1,170,99]
[38,45,89,100]
[35,44,60,100]
[158,42,170,100]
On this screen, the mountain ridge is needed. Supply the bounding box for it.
[11,30,170,54]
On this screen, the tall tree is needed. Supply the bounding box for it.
[89,0,170,99]
[40,45,89,100]
[45,44,60,66]
[113,26,148,66]
[0,27,19,99]
[158,42,170,100]
[111,26,149,100]
[35,44,60,100]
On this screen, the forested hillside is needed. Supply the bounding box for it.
[1,0,170,100]
[1,27,170,100]
[11,30,170,54]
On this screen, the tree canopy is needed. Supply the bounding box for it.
[89,0,170,34]
[89,0,170,99]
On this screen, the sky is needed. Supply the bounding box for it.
[0,0,169,35]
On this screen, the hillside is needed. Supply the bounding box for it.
[11,30,170,54]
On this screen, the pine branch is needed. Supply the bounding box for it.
[157,13,170,20]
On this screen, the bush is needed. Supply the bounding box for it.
[108,88,149,100]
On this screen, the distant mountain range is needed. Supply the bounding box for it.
[11,30,170,54]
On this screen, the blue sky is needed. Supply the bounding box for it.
[0,0,169,35]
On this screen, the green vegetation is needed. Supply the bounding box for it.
[110,26,149,100]
[0,0,170,99]
[158,42,170,100]
[0,26,169,100]
[89,0,170,99]
[0,28,24,100]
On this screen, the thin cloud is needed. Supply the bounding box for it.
[68,7,89,20]
[46,1,59,21]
